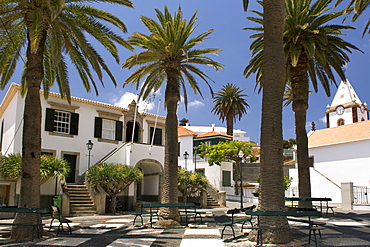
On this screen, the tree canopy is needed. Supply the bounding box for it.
[178,169,208,202]
[85,163,142,213]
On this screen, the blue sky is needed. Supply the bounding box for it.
[0,0,369,144]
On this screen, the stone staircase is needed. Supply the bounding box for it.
[206,193,220,208]
[65,184,97,216]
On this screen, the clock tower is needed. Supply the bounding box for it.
[326,79,368,128]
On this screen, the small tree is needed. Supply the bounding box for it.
[85,163,142,213]
[198,140,257,194]
[178,169,208,202]
[0,153,70,185]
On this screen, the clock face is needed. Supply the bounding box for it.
[336,106,344,115]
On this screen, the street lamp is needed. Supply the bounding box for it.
[238,150,244,208]
[193,147,198,172]
[86,140,94,170]
[183,151,189,170]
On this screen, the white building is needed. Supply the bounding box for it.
[289,79,370,207]
[0,83,166,210]
[0,84,237,211]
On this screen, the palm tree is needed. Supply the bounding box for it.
[335,0,369,36]
[122,6,222,227]
[211,83,249,137]
[243,0,292,243]
[245,0,361,209]
[0,0,133,239]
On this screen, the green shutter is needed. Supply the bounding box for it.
[94,117,102,138]
[115,120,123,141]
[222,171,231,186]
[45,108,55,132]
[70,113,79,135]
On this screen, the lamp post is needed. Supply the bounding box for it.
[183,151,189,170]
[193,147,198,172]
[238,150,244,208]
[86,140,94,170]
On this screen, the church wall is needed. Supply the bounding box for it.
[306,140,370,204]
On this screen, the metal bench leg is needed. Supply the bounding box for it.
[49,218,55,231]
[67,223,72,234]
[221,225,235,239]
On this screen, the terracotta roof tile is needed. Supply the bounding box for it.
[178,126,198,137]
[308,120,370,148]
[195,131,233,138]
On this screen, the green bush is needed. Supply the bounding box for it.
[0,153,70,184]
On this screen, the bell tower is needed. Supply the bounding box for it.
[326,79,368,128]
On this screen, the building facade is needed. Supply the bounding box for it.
[0,83,166,208]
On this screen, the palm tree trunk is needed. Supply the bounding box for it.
[291,53,312,207]
[256,0,293,243]
[157,69,180,227]
[226,113,234,137]
[11,29,47,239]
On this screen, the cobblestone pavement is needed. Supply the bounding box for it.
[1,201,370,247]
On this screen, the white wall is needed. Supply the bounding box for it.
[289,139,370,204]
[178,135,193,170]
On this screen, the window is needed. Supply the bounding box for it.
[102,119,115,140]
[94,117,123,141]
[45,108,79,135]
[54,110,71,134]
[222,171,231,186]
[150,127,162,145]
[337,118,345,126]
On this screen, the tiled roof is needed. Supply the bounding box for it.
[178,126,198,137]
[308,120,370,148]
[195,131,233,138]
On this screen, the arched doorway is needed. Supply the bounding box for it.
[136,159,163,202]
[126,121,140,142]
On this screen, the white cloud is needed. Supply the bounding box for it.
[319,116,326,123]
[188,100,204,108]
[112,92,155,112]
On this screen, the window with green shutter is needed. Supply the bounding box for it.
[222,171,231,187]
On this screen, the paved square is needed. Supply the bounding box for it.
[322,237,370,246]
[73,228,111,234]
[90,223,125,228]
[107,238,156,247]
[184,228,220,236]
[106,219,133,223]
[127,228,164,235]
[35,237,90,246]
[180,239,224,247]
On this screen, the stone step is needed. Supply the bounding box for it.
[71,206,96,211]
[70,211,97,216]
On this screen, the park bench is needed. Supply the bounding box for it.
[178,202,206,224]
[245,209,324,247]
[49,205,72,236]
[285,197,335,216]
[133,202,199,227]
[218,205,256,238]
[0,206,50,241]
